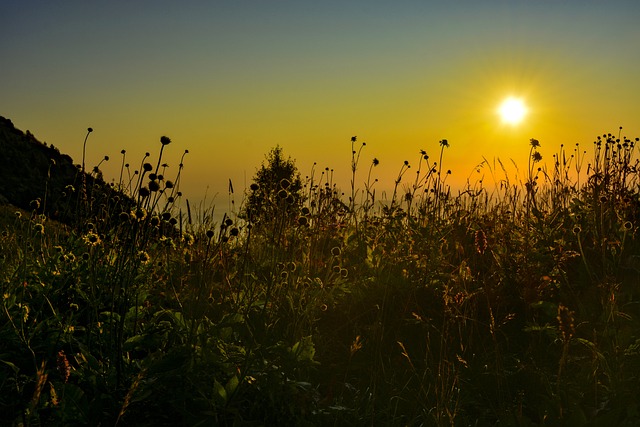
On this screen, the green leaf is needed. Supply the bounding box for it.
[213,380,227,403]
[225,375,239,396]
[291,336,316,363]
[1,359,20,374]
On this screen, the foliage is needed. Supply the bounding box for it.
[242,145,304,227]
[1,122,640,426]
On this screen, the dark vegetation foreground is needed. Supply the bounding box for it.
[1,117,640,426]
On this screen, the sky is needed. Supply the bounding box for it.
[2,1,640,214]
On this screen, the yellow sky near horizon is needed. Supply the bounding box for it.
[2,2,639,214]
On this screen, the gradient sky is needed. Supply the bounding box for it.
[2,1,640,212]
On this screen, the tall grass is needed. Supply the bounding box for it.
[1,130,640,426]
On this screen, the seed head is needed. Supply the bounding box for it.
[280,178,291,189]
[57,350,71,383]
[138,251,150,264]
[83,232,101,246]
[160,136,172,145]
[474,229,487,254]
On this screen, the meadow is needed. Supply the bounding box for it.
[2,130,640,426]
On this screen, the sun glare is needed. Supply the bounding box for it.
[498,97,527,125]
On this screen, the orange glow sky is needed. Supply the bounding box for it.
[2,1,639,214]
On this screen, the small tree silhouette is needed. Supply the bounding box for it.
[242,145,303,226]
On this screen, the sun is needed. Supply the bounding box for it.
[498,97,527,125]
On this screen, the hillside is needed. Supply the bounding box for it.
[0,116,133,224]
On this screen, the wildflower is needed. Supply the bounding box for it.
[159,236,175,249]
[165,180,174,189]
[351,136,357,142]
[119,211,131,222]
[138,251,150,264]
[160,136,172,145]
[182,233,194,246]
[320,304,328,312]
[531,152,542,163]
[372,158,379,166]
[149,180,160,192]
[301,206,310,216]
[331,247,341,257]
[623,221,633,231]
[82,252,90,261]
[278,189,288,199]
[206,230,215,239]
[33,223,45,234]
[30,199,41,210]
[150,216,160,227]
[230,227,239,237]
[573,225,581,234]
[250,183,260,191]
[340,268,348,278]
[15,211,22,218]
[332,265,341,273]
[298,216,309,226]
[83,232,101,246]
[161,212,172,221]
[132,208,147,221]
[440,139,449,148]
[57,350,71,383]
[225,218,233,227]
[143,163,153,172]
[87,127,93,133]
[530,138,540,148]
[139,187,150,198]
[280,178,291,189]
